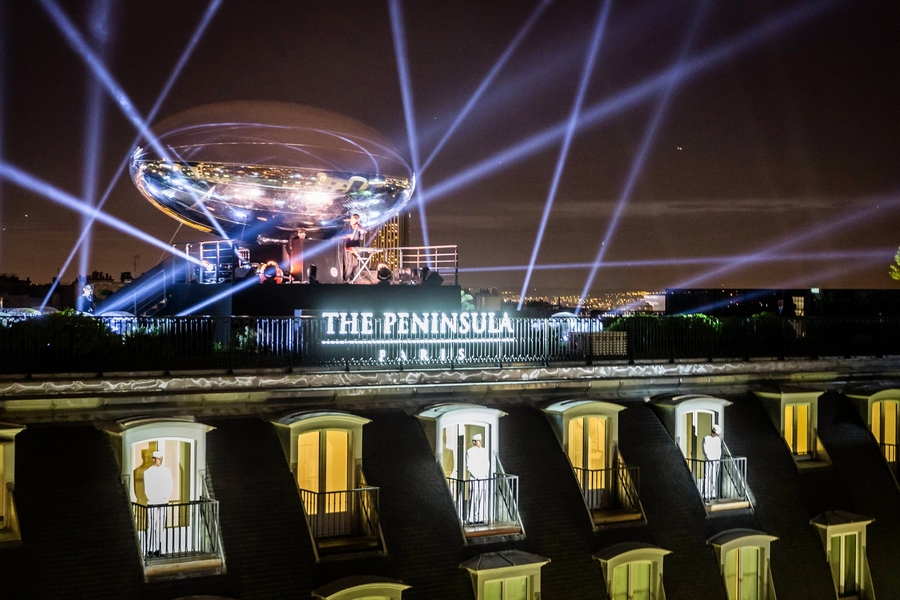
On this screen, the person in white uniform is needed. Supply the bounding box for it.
[702,424,723,500]
[465,433,490,524]
[143,449,173,556]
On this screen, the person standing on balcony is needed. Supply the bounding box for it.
[466,433,490,524]
[144,450,173,557]
[702,425,723,500]
[342,213,367,282]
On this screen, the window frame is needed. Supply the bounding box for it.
[0,424,24,543]
[312,575,410,600]
[707,529,778,600]
[595,543,671,600]
[461,550,549,600]
[811,512,874,599]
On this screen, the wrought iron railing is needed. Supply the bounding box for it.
[685,457,748,503]
[131,498,220,561]
[880,442,897,480]
[446,472,520,528]
[572,462,640,512]
[0,315,898,374]
[298,487,380,540]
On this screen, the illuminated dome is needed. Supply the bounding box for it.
[130,101,414,241]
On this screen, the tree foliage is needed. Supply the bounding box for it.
[891,247,900,281]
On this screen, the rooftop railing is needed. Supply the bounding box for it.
[298,486,381,541]
[0,315,898,375]
[686,456,748,504]
[573,462,640,513]
[447,469,520,531]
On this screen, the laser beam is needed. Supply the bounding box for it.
[421,0,553,172]
[577,0,712,312]
[422,0,836,208]
[0,160,202,266]
[519,0,613,309]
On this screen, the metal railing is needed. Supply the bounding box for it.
[1,315,899,375]
[395,245,459,285]
[880,442,897,480]
[685,457,748,503]
[446,472,520,528]
[299,486,380,540]
[131,498,220,561]
[573,461,640,512]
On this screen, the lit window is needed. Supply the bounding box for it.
[811,511,874,599]
[595,543,670,600]
[783,403,811,457]
[461,550,549,600]
[707,529,778,600]
[752,388,824,465]
[0,423,24,544]
[272,411,382,557]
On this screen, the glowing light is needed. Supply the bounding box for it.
[421,0,553,172]
[38,0,172,161]
[576,0,711,313]
[519,0,613,309]
[40,0,223,308]
[388,0,430,250]
[0,160,202,266]
[421,0,835,208]
[176,274,259,316]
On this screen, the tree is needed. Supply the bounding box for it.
[892,248,900,281]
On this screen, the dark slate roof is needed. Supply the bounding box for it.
[707,529,772,546]
[722,392,837,600]
[811,511,873,526]
[460,549,549,570]
[594,542,666,562]
[498,405,607,600]
[816,390,900,598]
[354,409,475,600]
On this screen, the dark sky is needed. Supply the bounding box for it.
[1,0,899,295]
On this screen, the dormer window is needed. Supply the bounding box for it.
[707,529,778,600]
[594,542,670,600]
[752,386,826,466]
[272,411,382,558]
[543,400,642,525]
[418,404,522,539]
[0,423,24,545]
[460,550,549,600]
[647,394,750,510]
[846,387,900,479]
[811,511,875,599]
[101,416,223,578]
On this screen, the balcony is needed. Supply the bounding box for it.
[573,458,642,525]
[447,466,522,539]
[299,483,383,557]
[131,497,223,577]
[685,455,750,511]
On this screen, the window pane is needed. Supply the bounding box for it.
[684,413,695,459]
[784,405,795,453]
[484,579,502,600]
[506,576,528,600]
[872,402,882,443]
[844,533,858,594]
[796,404,809,455]
[297,431,319,492]
[569,418,584,468]
[724,548,739,600]
[830,535,842,589]
[740,547,760,600]
[632,561,652,600]
[885,402,897,446]
[611,564,629,600]
[587,417,606,471]
[325,430,349,513]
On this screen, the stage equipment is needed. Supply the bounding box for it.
[130,101,415,242]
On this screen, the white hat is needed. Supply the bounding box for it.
[472,433,482,441]
[151,450,164,458]
[712,424,722,434]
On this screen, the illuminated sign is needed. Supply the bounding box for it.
[320,311,515,336]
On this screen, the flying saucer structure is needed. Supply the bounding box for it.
[130,101,415,242]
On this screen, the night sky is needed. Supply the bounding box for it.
[1,0,899,296]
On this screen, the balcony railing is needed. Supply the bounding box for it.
[573,462,640,513]
[131,498,220,562]
[446,472,520,530]
[685,457,748,504]
[1,315,899,375]
[881,442,897,480]
[299,487,380,541]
